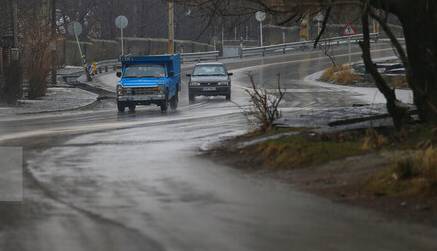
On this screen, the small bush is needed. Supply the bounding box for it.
[362,128,388,151]
[22,16,54,99]
[368,147,437,196]
[246,73,285,132]
[320,64,362,85]
[392,154,418,180]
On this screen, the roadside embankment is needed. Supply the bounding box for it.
[207,125,437,227]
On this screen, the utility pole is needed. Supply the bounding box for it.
[167,0,175,54]
[11,0,18,49]
[51,0,57,86]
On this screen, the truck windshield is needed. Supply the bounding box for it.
[124,64,166,78]
[192,65,226,76]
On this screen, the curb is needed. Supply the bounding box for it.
[16,88,100,116]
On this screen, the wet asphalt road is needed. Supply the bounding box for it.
[1,44,437,251]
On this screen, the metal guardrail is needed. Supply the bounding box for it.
[93,51,220,74]
[180,51,220,63]
[90,33,380,75]
[241,33,379,58]
[96,59,119,74]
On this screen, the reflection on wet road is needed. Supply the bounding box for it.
[1,44,436,251]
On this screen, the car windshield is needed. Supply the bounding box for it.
[192,65,226,76]
[124,64,166,78]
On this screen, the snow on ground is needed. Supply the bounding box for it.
[304,70,414,105]
[0,87,98,117]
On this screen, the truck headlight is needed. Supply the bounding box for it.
[217,82,229,86]
[158,85,166,94]
[117,86,125,95]
[190,82,200,86]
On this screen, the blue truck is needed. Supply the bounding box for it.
[116,55,181,113]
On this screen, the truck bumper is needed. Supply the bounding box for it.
[117,94,165,102]
[117,95,166,106]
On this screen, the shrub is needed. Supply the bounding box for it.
[361,128,388,151]
[246,73,285,132]
[22,17,54,99]
[320,64,362,85]
[370,147,437,196]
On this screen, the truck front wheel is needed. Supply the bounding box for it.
[117,101,126,113]
[170,93,178,111]
[160,94,169,113]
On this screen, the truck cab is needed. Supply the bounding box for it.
[116,55,181,113]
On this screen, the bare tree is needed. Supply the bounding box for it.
[246,73,285,131]
[181,0,437,128]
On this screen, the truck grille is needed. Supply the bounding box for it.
[127,87,161,95]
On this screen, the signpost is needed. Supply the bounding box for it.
[67,21,91,80]
[343,24,356,64]
[115,16,129,56]
[256,11,266,46]
[314,13,325,35]
[67,21,84,63]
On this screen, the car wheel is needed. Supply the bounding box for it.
[128,104,136,113]
[189,92,195,102]
[226,93,231,101]
[117,102,126,112]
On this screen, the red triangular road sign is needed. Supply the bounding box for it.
[343,24,356,36]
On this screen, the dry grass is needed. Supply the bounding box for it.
[320,64,362,85]
[388,75,408,89]
[361,128,388,151]
[251,133,366,169]
[367,147,437,196]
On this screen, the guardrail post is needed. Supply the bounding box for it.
[105,66,108,72]
[283,45,286,54]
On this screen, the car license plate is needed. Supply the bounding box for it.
[203,87,216,91]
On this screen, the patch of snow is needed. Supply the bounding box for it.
[304,70,413,105]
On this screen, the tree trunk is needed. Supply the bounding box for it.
[396,2,437,123]
[359,10,408,129]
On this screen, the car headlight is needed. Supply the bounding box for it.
[190,82,201,86]
[217,82,229,86]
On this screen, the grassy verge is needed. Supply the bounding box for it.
[245,133,366,169]
[211,125,437,225]
[221,125,437,196]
